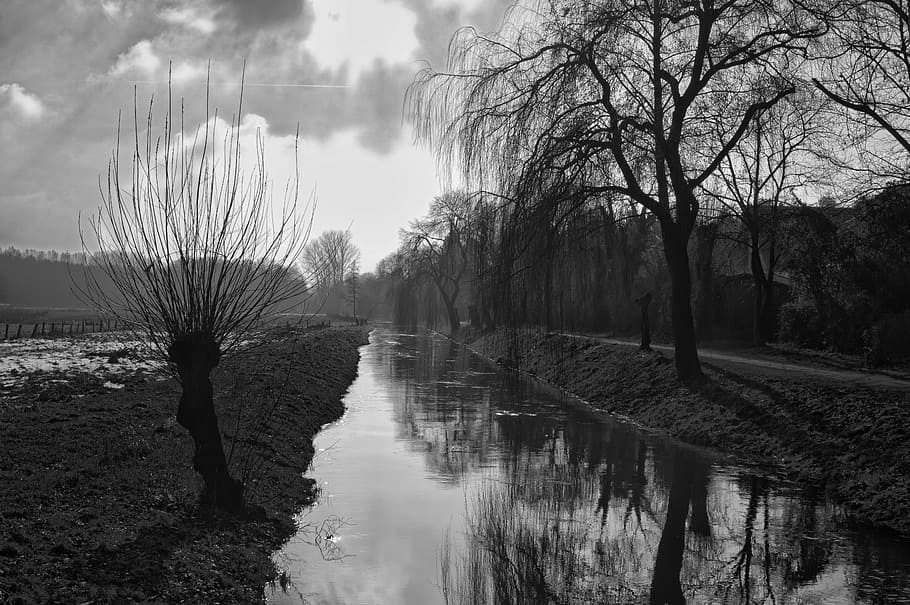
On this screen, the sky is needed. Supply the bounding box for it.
[0,0,512,271]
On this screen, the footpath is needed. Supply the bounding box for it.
[563,333,910,391]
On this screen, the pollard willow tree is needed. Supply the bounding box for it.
[80,76,312,512]
[408,0,826,379]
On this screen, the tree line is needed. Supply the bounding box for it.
[378,0,910,381]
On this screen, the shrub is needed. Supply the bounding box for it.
[865,311,910,365]
[778,300,824,347]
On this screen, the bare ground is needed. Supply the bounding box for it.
[462,328,910,537]
[0,326,368,605]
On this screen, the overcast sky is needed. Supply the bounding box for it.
[0,0,511,271]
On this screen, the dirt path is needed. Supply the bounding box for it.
[561,333,910,390]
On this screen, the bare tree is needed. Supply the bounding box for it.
[813,0,910,182]
[302,229,361,290]
[408,0,826,380]
[401,192,471,333]
[79,72,313,512]
[707,90,829,344]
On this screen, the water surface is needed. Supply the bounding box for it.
[269,327,910,604]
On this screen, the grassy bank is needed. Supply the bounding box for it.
[0,326,369,604]
[462,328,910,536]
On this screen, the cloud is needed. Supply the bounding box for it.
[401,0,514,70]
[351,61,414,153]
[303,0,419,81]
[101,1,122,19]
[0,83,45,122]
[170,61,207,84]
[0,0,518,261]
[160,6,217,35]
[215,0,308,31]
[109,40,161,79]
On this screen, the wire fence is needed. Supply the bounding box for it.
[1,319,120,340]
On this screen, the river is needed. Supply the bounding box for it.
[268,327,910,604]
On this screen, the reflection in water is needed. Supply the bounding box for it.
[270,328,910,605]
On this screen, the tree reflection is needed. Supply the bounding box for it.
[384,331,907,603]
[650,454,696,604]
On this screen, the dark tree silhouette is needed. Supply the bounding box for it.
[401,193,471,333]
[79,72,313,512]
[707,92,829,343]
[409,0,826,379]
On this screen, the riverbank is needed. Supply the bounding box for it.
[460,328,910,536]
[0,325,368,604]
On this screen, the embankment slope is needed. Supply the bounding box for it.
[465,328,910,536]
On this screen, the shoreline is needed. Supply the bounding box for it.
[455,327,910,537]
[0,325,369,604]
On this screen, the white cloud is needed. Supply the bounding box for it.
[109,40,161,79]
[175,113,439,270]
[159,6,217,35]
[303,0,419,81]
[0,83,46,122]
[170,61,207,84]
[101,1,121,19]
[295,129,441,270]
[429,0,486,10]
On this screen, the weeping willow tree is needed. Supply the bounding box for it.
[79,71,313,512]
[408,0,827,380]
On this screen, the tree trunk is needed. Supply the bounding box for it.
[637,292,653,351]
[750,242,771,345]
[693,223,717,341]
[170,337,244,513]
[661,225,702,380]
[649,456,693,605]
[435,280,461,334]
[446,300,460,334]
[760,280,775,343]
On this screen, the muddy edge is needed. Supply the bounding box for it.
[0,326,370,605]
[457,327,910,537]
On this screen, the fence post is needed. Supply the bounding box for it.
[31,324,38,337]
[16,324,22,338]
[41,322,46,336]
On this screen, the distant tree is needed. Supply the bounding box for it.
[79,75,312,512]
[302,229,360,291]
[409,0,826,379]
[346,258,360,321]
[707,91,829,343]
[401,193,471,333]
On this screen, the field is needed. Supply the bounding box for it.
[0,306,344,340]
[0,325,368,603]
